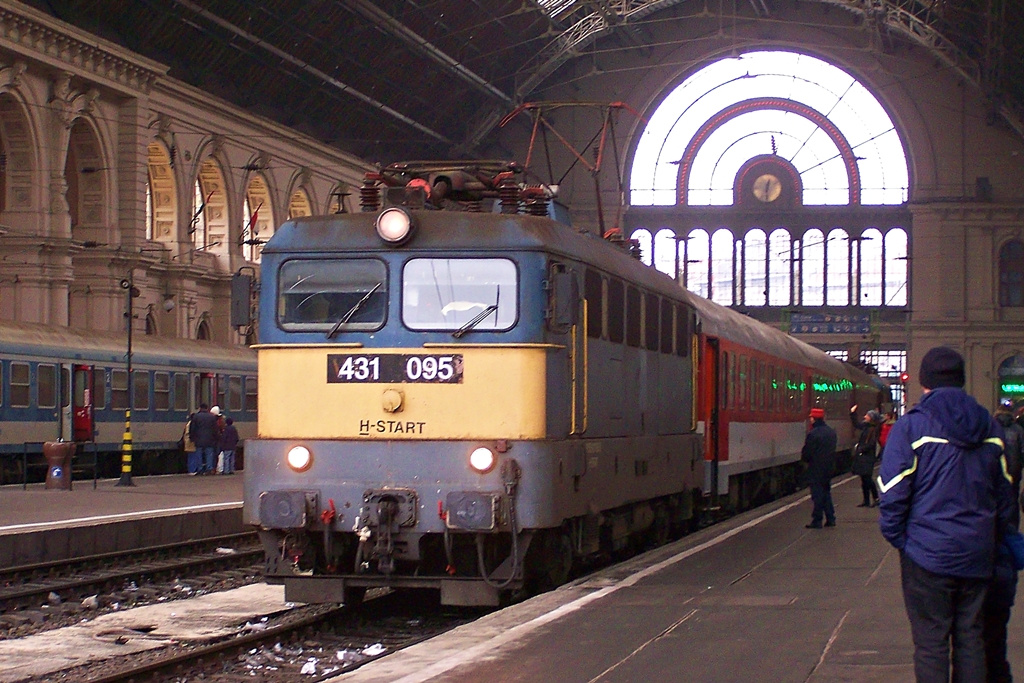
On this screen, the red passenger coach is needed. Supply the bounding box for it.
[690,295,886,508]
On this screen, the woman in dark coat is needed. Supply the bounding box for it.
[850,405,881,507]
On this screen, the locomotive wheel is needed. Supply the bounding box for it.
[530,528,574,591]
[344,586,367,607]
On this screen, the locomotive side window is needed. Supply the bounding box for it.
[585,269,603,339]
[173,374,189,411]
[154,372,170,410]
[111,369,128,410]
[245,376,258,412]
[607,279,624,343]
[10,362,29,407]
[660,299,673,353]
[134,371,150,410]
[626,286,641,347]
[402,258,517,332]
[279,258,387,332]
[38,363,56,408]
[644,293,659,350]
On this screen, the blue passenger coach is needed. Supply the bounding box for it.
[0,320,256,477]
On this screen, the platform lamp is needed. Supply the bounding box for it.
[117,271,141,487]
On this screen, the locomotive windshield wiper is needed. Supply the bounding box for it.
[452,304,499,339]
[327,282,382,339]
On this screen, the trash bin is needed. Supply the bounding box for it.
[43,441,75,490]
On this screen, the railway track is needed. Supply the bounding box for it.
[0,532,263,636]
[36,589,483,682]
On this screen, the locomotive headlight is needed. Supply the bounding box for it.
[469,447,496,473]
[286,445,313,472]
[375,207,416,245]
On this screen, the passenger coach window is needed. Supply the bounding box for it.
[279,258,387,332]
[245,376,258,412]
[134,372,149,410]
[173,374,189,411]
[38,364,56,408]
[229,376,243,411]
[154,372,170,410]
[402,258,517,331]
[111,370,128,410]
[10,362,29,407]
[93,369,105,410]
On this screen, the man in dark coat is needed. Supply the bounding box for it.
[878,346,1014,682]
[984,408,1024,682]
[801,406,837,529]
[188,403,220,475]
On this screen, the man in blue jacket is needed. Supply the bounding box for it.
[877,347,1014,682]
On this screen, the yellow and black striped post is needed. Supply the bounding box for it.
[116,409,134,486]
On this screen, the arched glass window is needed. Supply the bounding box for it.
[999,240,1024,307]
[192,180,208,249]
[802,229,825,305]
[768,229,791,305]
[711,229,734,305]
[196,318,211,341]
[744,229,767,305]
[145,311,156,335]
[826,229,849,305]
[654,229,676,276]
[633,229,653,266]
[685,230,710,298]
[288,188,312,219]
[884,229,908,306]
[860,228,884,306]
[630,50,909,206]
[145,182,153,241]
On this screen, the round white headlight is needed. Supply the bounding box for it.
[375,207,414,244]
[286,445,313,472]
[469,447,496,473]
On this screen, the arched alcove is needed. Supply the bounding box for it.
[242,172,273,263]
[146,140,177,245]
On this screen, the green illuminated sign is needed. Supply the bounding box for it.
[1002,383,1024,394]
[812,379,854,393]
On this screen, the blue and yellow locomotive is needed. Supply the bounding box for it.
[242,162,704,606]
[242,161,886,606]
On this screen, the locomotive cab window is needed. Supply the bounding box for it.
[278,258,387,332]
[402,258,517,332]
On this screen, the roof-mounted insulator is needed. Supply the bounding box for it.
[521,185,549,216]
[360,182,381,212]
[498,179,520,214]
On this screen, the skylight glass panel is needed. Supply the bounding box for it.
[630,50,909,206]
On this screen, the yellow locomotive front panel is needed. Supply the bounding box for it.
[256,344,554,440]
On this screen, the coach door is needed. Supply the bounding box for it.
[704,337,722,496]
[72,364,95,442]
[550,263,585,434]
[195,372,216,410]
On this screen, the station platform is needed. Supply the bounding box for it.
[335,474,1024,683]
[0,473,244,568]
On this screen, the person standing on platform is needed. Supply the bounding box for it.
[801,407,837,529]
[877,346,1014,682]
[189,403,220,475]
[983,408,1024,682]
[182,412,197,474]
[219,417,240,475]
[849,405,881,507]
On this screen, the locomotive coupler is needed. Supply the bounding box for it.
[373,498,399,574]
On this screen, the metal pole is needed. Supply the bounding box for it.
[117,272,135,486]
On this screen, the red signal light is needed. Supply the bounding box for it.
[899,372,909,384]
